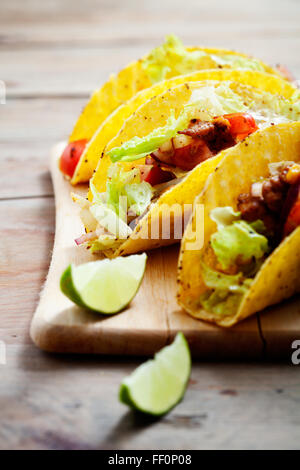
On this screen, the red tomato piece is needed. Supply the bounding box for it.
[284,196,300,236]
[171,140,212,171]
[59,139,87,178]
[223,113,258,140]
[142,165,174,186]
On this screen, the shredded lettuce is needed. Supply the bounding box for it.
[199,262,252,316]
[92,164,153,220]
[187,84,247,120]
[125,182,154,216]
[141,35,265,84]
[88,238,123,254]
[210,54,265,72]
[90,203,132,239]
[141,35,208,84]
[105,164,139,219]
[210,207,269,270]
[198,207,269,316]
[210,206,241,229]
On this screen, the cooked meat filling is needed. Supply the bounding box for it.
[237,162,300,243]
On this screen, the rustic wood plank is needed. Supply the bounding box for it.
[1,0,300,96]
[0,197,55,344]
[1,345,300,449]
[0,142,54,199]
[0,97,86,144]
[2,40,300,98]
[0,98,87,199]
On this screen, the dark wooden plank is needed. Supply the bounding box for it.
[1,346,300,450]
[0,197,55,344]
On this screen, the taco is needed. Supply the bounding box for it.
[177,122,300,327]
[72,81,300,258]
[71,69,300,185]
[59,35,296,184]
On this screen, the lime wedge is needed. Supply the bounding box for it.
[60,253,147,314]
[119,332,191,416]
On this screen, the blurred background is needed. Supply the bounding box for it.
[2,0,300,96]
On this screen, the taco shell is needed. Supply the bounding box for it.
[177,122,300,327]
[69,45,282,143]
[72,69,299,185]
[89,80,300,195]
[81,78,300,258]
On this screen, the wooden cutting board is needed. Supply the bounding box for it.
[30,143,300,358]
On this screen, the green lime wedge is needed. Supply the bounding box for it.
[119,332,191,416]
[60,253,147,314]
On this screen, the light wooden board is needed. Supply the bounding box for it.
[30,143,300,358]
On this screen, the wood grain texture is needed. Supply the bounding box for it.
[0,197,55,344]
[0,98,86,198]
[2,0,300,450]
[1,345,300,450]
[1,0,300,96]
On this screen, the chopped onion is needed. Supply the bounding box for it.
[74,231,97,246]
[172,134,193,149]
[251,182,263,199]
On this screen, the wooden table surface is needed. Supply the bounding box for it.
[1,0,300,450]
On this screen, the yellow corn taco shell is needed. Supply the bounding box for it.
[84,86,300,259]
[88,80,300,196]
[69,45,282,144]
[72,69,299,185]
[177,122,300,327]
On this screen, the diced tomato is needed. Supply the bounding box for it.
[142,165,174,186]
[171,140,212,171]
[284,195,300,236]
[223,113,258,141]
[59,139,87,178]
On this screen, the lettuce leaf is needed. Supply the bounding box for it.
[210,207,269,270]
[90,203,132,239]
[125,181,154,216]
[107,111,190,163]
[141,35,208,84]
[210,54,265,72]
[187,84,247,120]
[105,164,139,219]
[210,206,241,229]
[198,207,270,316]
[199,262,252,316]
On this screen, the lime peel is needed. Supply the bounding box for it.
[119,332,191,416]
[60,253,147,314]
